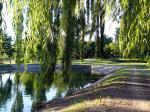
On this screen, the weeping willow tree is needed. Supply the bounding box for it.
[12,0,117,73]
[61,0,76,73]
[119,0,150,59]
[0,2,3,62]
[79,3,85,61]
[11,73,23,112]
[4,0,121,74]
[11,0,76,74]
[13,0,24,67]
[23,0,61,74]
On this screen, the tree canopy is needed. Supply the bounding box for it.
[119,0,150,58]
[0,0,149,73]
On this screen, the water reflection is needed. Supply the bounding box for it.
[0,74,12,110]
[0,71,100,112]
[11,73,23,112]
[11,92,23,112]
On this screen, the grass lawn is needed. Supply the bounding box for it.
[73,58,148,66]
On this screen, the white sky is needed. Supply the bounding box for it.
[2,2,15,38]
[105,19,119,39]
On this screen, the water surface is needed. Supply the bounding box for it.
[0,72,101,112]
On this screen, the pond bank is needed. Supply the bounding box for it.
[29,65,123,111]
[0,64,122,75]
[38,65,150,112]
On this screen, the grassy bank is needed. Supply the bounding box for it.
[43,62,150,112]
[73,59,147,66]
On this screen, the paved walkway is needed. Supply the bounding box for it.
[92,65,123,75]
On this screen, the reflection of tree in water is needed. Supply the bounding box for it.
[20,72,53,111]
[11,91,23,112]
[31,88,46,112]
[0,74,12,108]
[14,73,21,86]
[52,73,69,98]
[18,71,98,111]
[33,76,47,102]
[31,73,54,112]
[20,73,34,98]
[11,73,24,112]
[0,75,2,87]
[21,71,92,102]
[52,72,86,98]
[53,72,99,96]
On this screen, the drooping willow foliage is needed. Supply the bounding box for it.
[3,0,149,75]
[119,0,150,58]
[22,0,76,74]
[79,1,85,61]
[4,0,116,73]
[0,2,3,59]
[61,0,76,73]
[25,0,61,74]
[13,0,24,67]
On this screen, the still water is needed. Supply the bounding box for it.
[0,72,101,112]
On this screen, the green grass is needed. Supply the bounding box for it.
[60,99,103,112]
[73,59,148,66]
[73,59,115,65]
[58,63,150,112]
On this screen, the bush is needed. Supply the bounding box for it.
[104,43,119,58]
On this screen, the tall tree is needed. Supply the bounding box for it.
[13,0,24,67]
[3,0,134,74]
[62,0,76,73]
[79,9,86,61]
[3,34,14,64]
[118,0,150,58]
[0,2,3,63]
[23,0,60,74]
[94,0,106,58]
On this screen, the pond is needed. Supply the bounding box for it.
[0,72,102,112]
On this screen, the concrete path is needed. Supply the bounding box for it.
[92,65,123,75]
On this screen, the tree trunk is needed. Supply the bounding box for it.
[100,3,105,58]
[9,57,11,64]
[95,15,101,58]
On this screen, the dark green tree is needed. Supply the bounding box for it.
[61,0,76,73]
[3,34,15,64]
[0,2,3,63]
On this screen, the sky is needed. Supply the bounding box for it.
[105,19,119,40]
[2,2,119,43]
[2,2,15,38]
